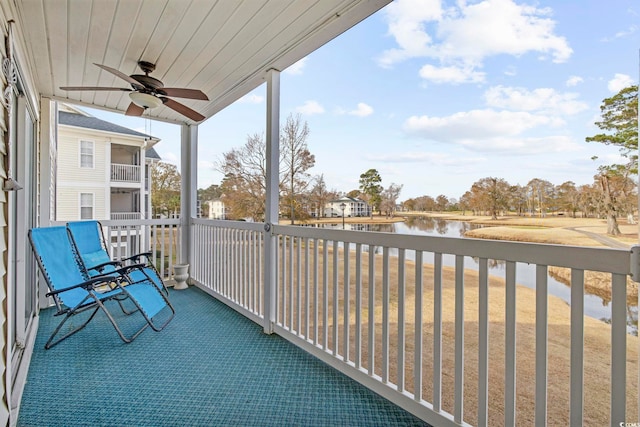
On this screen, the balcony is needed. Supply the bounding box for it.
[20,218,639,426]
[111,163,141,183]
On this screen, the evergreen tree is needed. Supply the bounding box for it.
[586,85,638,234]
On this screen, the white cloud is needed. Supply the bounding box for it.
[335,103,374,117]
[379,0,572,83]
[284,57,308,75]
[367,151,486,166]
[566,75,583,87]
[403,107,581,155]
[377,0,443,67]
[419,64,485,84]
[607,73,635,93]
[484,86,588,115]
[348,103,374,117]
[453,135,580,154]
[601,24,638,42]
[503,66,517,76]
[295,100,325,115]
[238,93,264,104]
[435,0,572,63]
[404,109,563,141]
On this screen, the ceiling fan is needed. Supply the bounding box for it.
[60,61,209,122]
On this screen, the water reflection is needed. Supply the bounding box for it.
[313,217,638,334]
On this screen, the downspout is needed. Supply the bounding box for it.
[263,69,280,334]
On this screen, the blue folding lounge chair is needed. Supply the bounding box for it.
[29,226,174,349]
[66,220,168,295]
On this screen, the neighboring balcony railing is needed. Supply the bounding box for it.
[111,163,141,182]
[110,212,142,221]
[189,218,638,427]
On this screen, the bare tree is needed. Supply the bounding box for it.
[470,177,510,219]
[526,178,554,217]
[380,183,403,218]
[435,194,449,212]
[281,114,315,223]
[309,174,337,218]
[555,181,579,217]
[217,115,316,222]
[217,133,270,221]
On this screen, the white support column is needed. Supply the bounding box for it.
[139,145,147,219]
[38,97,54,225]
[263,68,280,334]
[38,98,55,309]
[180,123,198,265]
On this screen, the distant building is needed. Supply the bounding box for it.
[324,196,370,218]
[207,199,227,219]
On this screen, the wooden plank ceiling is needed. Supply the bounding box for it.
[14,0,389,125]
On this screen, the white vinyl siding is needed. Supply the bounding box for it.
[57,131,107,185]
[55,187,106,221]
[80,193,94,219]
[80,140,94,168]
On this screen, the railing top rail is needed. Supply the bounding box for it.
[51,218,181,227]
[103,219,182,226]
[271,224,631,274]
[191,217,264,232]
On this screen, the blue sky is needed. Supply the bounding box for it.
[85,0,639,201]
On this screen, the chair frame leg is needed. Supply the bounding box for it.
[44,295,150,350]
[45,306,101,349]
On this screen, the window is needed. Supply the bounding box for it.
[80,193,94,219]
[80,140,94,168]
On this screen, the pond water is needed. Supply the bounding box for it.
[319,217,638,334]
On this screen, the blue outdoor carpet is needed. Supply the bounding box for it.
[17,286,429,427]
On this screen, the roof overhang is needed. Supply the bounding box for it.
[12,0,391,125]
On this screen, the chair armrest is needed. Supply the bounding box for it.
[88,259,122,273]
[123,251,152,263]
[113,263,147,276]
[46,275,119,297]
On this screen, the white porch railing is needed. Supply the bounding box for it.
[103,219,182,280]
[190,218,638,427]
[111,163,141,182]
[191,219,265,324]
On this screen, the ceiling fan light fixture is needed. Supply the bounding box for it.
[129,92,162,109]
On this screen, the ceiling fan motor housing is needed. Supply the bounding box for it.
[60,61,208,121]
[130,74,164,90]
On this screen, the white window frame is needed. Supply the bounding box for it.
[80,192,94,219]
[80,140,94,168]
